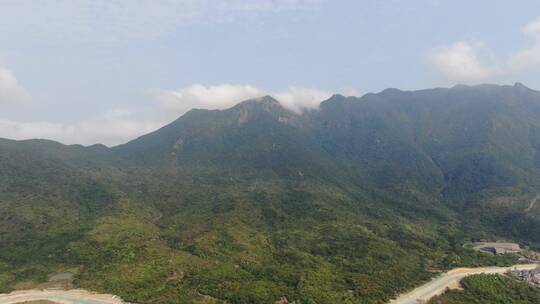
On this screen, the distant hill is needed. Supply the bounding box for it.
[1,83,539,303]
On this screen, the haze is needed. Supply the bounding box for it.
[1,0,540,145]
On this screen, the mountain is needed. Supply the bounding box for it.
[1,84,540,303]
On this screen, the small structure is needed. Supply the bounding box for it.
[472,242,522,255]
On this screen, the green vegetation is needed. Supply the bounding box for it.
[429,274,540,304]
[2,84,540,302]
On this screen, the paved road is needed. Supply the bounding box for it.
[0,289,125,304]
[389,264,539,304]
[2,265,537,304]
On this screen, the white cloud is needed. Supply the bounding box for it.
[524,17,540,38]
[430,16,540,84]
[0,83,333,146]
[274,87,331,112]
[429,42,500,83]
[507,43,540,72]
[158,84,265,113]
[0,66,29,103]
[508,17,540,72]
[158,83,331,114]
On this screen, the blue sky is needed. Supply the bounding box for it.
[1,0,540,145]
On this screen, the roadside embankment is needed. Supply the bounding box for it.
[389,264,539,304]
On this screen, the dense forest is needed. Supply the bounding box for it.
[1,84,540,303]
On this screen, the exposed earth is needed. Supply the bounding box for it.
[0,290,124,304]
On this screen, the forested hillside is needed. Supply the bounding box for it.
[1,84,540,303]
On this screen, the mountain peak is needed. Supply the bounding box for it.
[319,93,349,110]
[235,95,281,108]
[229,95,300,126]
[233,95,284,112]
[513,82,534,93]
[255,95,280,104]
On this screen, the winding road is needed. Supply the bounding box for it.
[389,264,539,304]
[0,289,125,304]
[1,264,538,304]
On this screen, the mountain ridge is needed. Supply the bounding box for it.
[2,83,540,303]
[3,83,538,149]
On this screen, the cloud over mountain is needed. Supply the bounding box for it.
[0,83,334,146]
[158,84,331,114]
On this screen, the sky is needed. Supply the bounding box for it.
[1,0,540,146]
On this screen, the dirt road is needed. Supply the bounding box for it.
[0,289,125,304]
[388,264,538,304]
